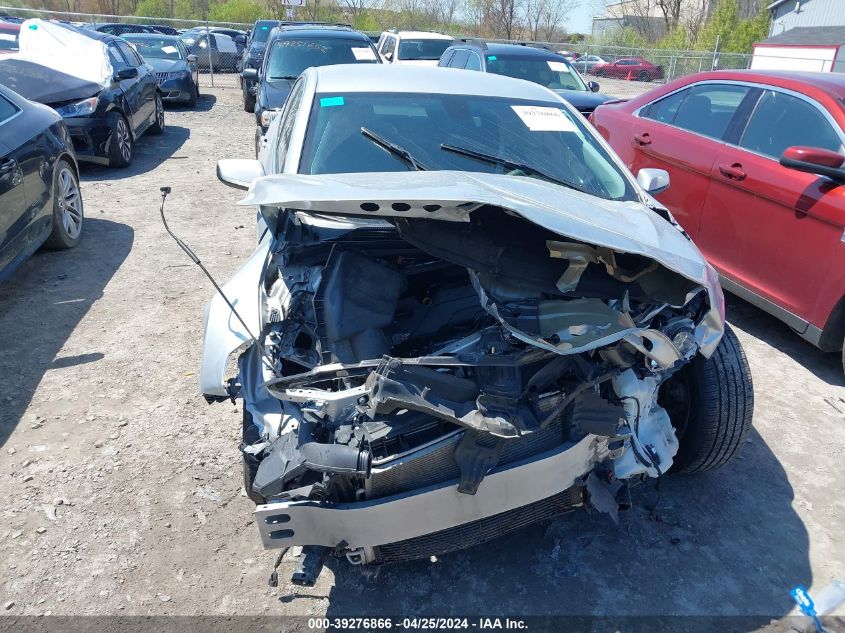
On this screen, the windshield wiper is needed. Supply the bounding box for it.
[440,143,586,194]
[362,127,428,171]
[269,75,298,80]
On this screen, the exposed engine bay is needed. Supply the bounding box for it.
[232,199,720,575]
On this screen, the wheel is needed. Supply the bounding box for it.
[186,82,197,107]
[45,159,83,249]
[594,69,604,78]
[659,324,754,473]
[241,408,266,505]
[149,93,165,134]
[107,113,133,167]
[638,71,650,82]
[243,88,255,113]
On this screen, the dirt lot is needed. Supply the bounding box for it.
[2,82,845,626]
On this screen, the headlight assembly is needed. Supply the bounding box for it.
[55,97,99,118]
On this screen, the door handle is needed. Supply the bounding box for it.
[633,132,651,146]
[0,158,17,174]
[718,163,746,181]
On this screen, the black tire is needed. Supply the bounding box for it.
[638,71,650,82]
[186,82,198,107]
[107,113,133,168]
[841,336,844,376]
[45,159,83,249]
[243,89,255,113]
[660,325,754,473]
[594,69,604,78]
[241,408,266,505]
[149,93,165,135]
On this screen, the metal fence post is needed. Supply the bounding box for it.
[206,18,214,88]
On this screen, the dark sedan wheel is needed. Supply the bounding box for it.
[108,114,133,167]
[659,325,754,473]
[46,159,83,249]
[187,82,198,107]
[638,71,650,82]
[149,93,165,134]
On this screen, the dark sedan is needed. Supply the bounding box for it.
[83,23,158,36]
[438,42,614,116]
[123,33,199,106]
[0,84,83,282]
[244,25,380,155]
[0,27,164,168]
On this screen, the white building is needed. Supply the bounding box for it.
[751,26,845,72]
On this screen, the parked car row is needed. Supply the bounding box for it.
[0,18,183,283]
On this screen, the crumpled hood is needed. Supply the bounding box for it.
[239,170,710,287]
[17,19,111,89]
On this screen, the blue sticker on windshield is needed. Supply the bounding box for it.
[487,55,496,61]
[320,96,344,107]
[28,23,38,30]
[261,25,269,30]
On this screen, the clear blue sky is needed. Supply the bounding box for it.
[568,1,596,35]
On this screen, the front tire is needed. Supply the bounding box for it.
[149,93,165,135]
[186,82,198,107]
[638,71,650,82]
[594,69,604,78]
[243,88,256,113]
[660,325,754,473]
[107,113,133,168]
[45,159,83,249]
[242,408,266,505]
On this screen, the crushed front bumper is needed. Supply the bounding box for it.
[254,434,599,556]
[63,116,112,165]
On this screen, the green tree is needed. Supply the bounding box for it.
[208,0,264,23]
[599,26,646,48]
[135,0,171,17]
[655,24,688,50]
[731,6,770,53]
[694,0,738,52]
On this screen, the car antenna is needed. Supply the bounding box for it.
[158,186,277,372]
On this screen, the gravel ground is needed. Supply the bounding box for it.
[1,82,844,625]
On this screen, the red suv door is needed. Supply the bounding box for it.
[696,87,845,330]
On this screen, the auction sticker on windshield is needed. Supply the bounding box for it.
[352,47,376,61]
[511,105,576,132]
[547,61,568,71]
[162,45,178,54]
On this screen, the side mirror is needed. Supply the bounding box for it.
[780,146,845,184]
[637,168,670,195]
[235,34,246,45]
[187,54,197,62]
[587,81,600,92]
[115,67,138,80]
[241,68,258,81]
[216,159,265,190]
[383,51,393,61]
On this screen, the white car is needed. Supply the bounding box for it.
[204,65,753,585]
[375,30,453,66]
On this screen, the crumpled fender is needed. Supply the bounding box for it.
[199,236,270,396]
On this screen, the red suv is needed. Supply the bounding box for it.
[591,70,845,370]
[591,57,663,81]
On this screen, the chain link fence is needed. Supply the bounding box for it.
[0,6,248,88]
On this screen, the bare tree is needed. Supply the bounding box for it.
[490,0,522,39]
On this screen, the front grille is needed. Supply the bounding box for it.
[156,71,182,83]
[367,417,566,499]
[376,487,582,563]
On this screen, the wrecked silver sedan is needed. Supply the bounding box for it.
[200,65,753,585]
